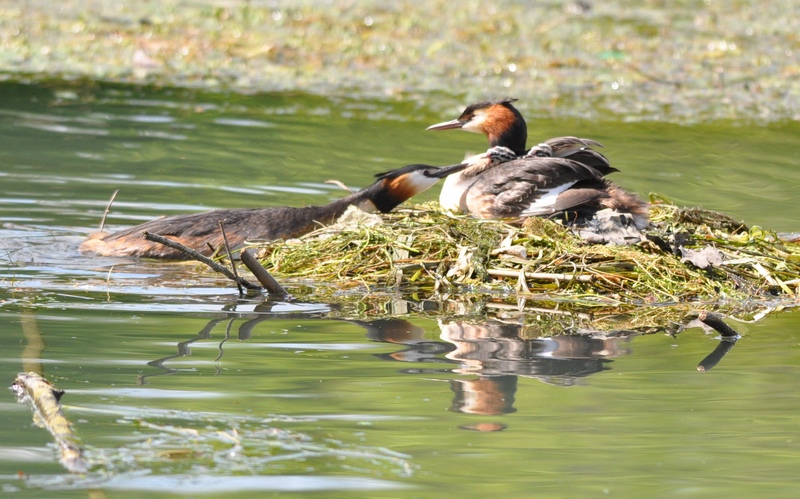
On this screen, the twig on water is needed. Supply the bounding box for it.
[695,311,739,373]
[325,179,354,193]
[142,231,261,291]
[218,220,243,296]
[99,189,119,232]
[698,311,740,338]
[11,372,89,474]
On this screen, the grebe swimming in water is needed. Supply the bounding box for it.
[81,162,469,259]
[426,99,648,239]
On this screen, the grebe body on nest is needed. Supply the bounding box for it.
[426,98,648,237]
[81,162,468,259]
[439,147,648,227]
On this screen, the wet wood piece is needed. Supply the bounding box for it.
[218,220,243,295]
[240,249,289,298]
[142,231,261,291]
[698,311,740,338]
[695,311,739,372]
[11,372,88,474]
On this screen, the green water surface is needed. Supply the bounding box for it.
[1,82,799,497]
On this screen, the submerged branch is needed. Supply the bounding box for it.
[11,372,88,473]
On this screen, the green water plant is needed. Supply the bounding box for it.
[252,198,800,316]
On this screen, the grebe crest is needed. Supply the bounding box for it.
[427,98,528,156]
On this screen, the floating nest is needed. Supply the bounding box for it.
[251,197,799,328]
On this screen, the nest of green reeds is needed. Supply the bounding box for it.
[252,197,800,309]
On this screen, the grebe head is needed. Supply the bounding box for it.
[426,98,528,156]
[365,162,468,213]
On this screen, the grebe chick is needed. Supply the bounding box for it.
[427,98,616,175]
[81,162,468,260]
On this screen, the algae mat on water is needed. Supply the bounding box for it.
[250,198,799,330]
[2,0,799,123]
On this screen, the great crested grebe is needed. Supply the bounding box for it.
[426,97,615,174]
[80,162,468,259]
[426,99,648,233]
[427,97,529,156]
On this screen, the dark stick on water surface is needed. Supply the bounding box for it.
[142,231,261,291]
[696,311,739,372]
[240,249,289,298]
[698,311,739,338]
[218,220,243,296]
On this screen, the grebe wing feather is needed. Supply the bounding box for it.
[540,137,615,175]
[464,157,602,218]
[519,187,607,216]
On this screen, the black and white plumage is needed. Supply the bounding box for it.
[524,136,618,176]
[439,147,647,228]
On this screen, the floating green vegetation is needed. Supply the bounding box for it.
[253,198,800,317]
[2,0,800,122]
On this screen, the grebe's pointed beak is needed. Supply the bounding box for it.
[429,162,468,178]
[426,119,464,131]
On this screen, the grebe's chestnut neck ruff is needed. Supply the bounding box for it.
[427,98,528,156]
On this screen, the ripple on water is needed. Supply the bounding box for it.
[138,130,188,141]
[214,118,275,128]
[20,122,109,136]
[124,115,176,124]
[44,474,412,493]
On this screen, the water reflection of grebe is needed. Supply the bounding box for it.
[360,317,635,416]
[143,310,740,417]
[439,320,631,380]
[439,320,634,416]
